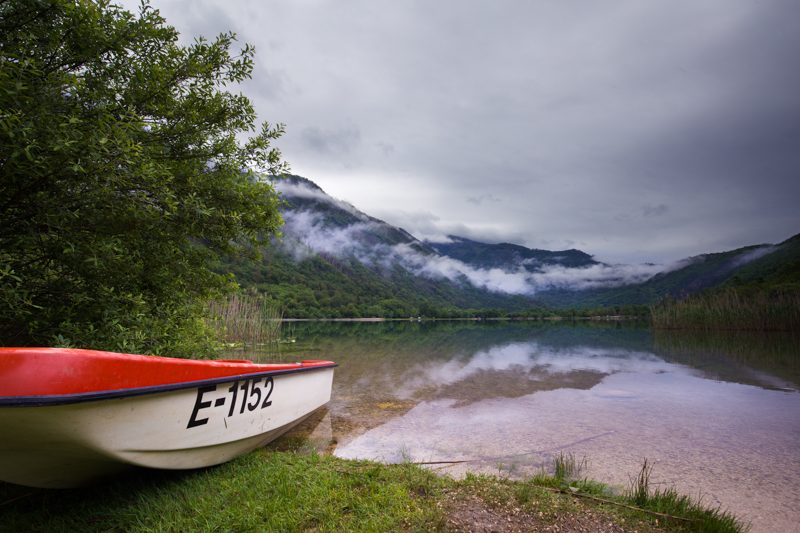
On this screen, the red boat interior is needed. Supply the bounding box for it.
[0,347,335,397]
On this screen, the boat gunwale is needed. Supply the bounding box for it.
[0,362,337,407]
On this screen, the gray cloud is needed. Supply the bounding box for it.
[730,246,776,269]
[247,66,291,101]
[399,245,666,293]
[122,0,800,263]
[642,204,668,218]
[274,180,366,220]
[277,180,667,294]
[375,142,395,156]
[467,194,502,206]
[300,126,361,155]
[281,207,666,294]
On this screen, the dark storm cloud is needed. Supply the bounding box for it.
[121,0,800,263]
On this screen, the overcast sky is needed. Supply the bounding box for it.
[123,0,800,264]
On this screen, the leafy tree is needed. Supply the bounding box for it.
[0,0,285,355]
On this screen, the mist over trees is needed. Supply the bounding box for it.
[0,0,285,355]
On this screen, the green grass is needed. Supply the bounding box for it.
[0,451,445,532]
[524,455,744,533]
[0,451,746,532]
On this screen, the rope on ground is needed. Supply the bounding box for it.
[405,452,697,524]
[0,492,35,507]
[411,460,470,465]
[549,486,696,523]
[407,430,616,467]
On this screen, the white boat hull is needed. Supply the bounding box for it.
[0,367,334,488]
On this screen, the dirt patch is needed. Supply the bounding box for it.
[440,489,661,533]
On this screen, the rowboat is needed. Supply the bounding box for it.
[0,347,336,488]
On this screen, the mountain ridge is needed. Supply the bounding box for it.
[221,174,798,316]
[426,235,599,272]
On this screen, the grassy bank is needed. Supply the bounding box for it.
[650,288,800,331]
[0,450,743,532]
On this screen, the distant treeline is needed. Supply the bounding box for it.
[650,288,800,331]
[650,239,800,332]
[223,223,799,327]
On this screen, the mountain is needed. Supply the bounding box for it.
[535,235,800,308]
[722,233,800,291]
[274,175,433,254]
[223,176,542,317]
[426,235,598,272]
[222,174,799,316]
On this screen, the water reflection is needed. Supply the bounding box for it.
[654,329,800,391]
[248,321,800,532]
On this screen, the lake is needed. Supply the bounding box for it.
[252,320,800,532]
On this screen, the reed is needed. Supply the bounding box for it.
[628,457,653,506]
[626,459,743,532]
[208,293,283,349]
[529,452,606,496]
[553,452,585,483]
[650,288,800,331]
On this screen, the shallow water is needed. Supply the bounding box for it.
[250,321,800,532]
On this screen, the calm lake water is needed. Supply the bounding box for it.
[252,321,800,532]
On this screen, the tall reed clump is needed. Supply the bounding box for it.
[208,293,283,349]
[522,454,744,531]
[627,459,744,532]
[529,452,607,494]
[650,289,800,331]
[553,451,585,483]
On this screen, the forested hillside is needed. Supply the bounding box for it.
[648,234,800,331]
[221,175,799,318]
[535,242,785,308]
[223,248,541,318]
[220,176,541,317]
[722,233,800,291]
